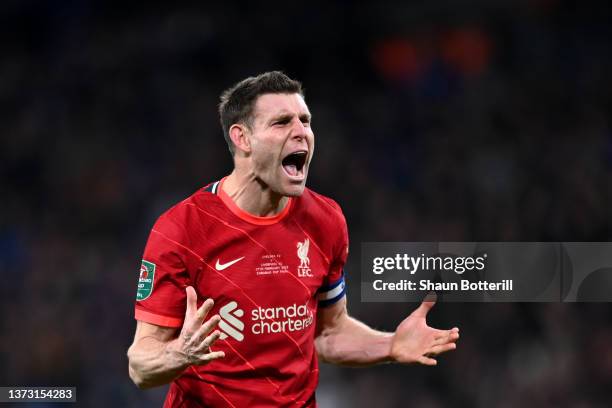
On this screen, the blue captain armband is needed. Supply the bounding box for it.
[318,274,346,307]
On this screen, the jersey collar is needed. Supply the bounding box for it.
[216,177,293,225]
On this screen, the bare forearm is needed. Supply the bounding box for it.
[127,337,188,389]
[315,298,460,368]
[315,316,393,367]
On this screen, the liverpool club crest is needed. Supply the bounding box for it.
[297,238,312,277]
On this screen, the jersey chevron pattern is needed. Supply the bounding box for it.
[135,178,348,407]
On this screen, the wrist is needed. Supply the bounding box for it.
[383,333,396,363]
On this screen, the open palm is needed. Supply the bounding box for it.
[389,300,459,366]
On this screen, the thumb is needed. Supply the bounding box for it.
[185,286,197,318]
[412,293,437,318]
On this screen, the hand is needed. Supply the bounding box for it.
[389,298,459,366]
[168,286,225,367]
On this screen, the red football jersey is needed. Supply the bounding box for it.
[134,178,348,407]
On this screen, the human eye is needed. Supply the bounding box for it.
[273,117,290,126]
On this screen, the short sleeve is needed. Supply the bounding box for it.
[134,213,192,327]
[318,208,349,308]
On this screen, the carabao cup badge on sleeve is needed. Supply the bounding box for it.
[137,260,156,300]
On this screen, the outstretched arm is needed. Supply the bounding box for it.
[315,297,459,367]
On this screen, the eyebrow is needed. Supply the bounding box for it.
[268,111,312,123]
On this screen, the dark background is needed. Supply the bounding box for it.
[1,0,612,406]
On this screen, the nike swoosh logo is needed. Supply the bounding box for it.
[215,257,245,271]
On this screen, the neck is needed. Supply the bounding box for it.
[222,169,289,217]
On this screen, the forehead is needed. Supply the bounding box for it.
[252,93,310,121]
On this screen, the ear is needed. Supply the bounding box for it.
[229,124,251,154]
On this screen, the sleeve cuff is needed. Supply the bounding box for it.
[135,307,183,327]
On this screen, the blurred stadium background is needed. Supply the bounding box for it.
[1,0,611,406]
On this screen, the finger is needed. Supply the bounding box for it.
[190,298,215,331]
[447,327,460,337]
[432,336,459,348]
[195,350,226,364]
[191,316,221,345]
[427,342,457,356]
[433,330,460,344]
[194,330,222,354]
[433,326,459,337]
[185,286,197,319]
[418,356,437,366]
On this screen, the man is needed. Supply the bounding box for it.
[127,71,460,407]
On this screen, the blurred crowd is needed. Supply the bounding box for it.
[1,0,611,406]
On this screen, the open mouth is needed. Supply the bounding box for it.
[281,150,308,178]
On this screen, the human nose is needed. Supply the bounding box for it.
[290,118,309,140]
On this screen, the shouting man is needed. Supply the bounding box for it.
[127,71,460,407]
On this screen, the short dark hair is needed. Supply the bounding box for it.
[218,71,303,154]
